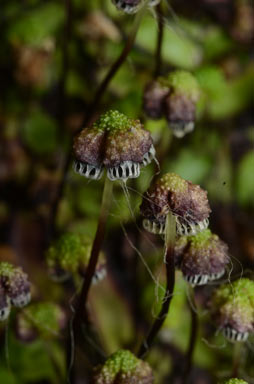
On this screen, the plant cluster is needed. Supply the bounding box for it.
[0,0,253,383]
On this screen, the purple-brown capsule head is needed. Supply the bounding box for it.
[112,0,160,14]
[210,278,254,342]
[0,262,31,308]
[162,71,200,138]
[140,173,210,236]
[73,110,155,181]
[175,229,230,286]
[143,80,169,119]
[91,349,153,384]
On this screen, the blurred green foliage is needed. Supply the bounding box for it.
[236,150,254,207]
[22,110,58,154]
[7,4,65,46]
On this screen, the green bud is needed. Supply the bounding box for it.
[211,278,254,342]
[92,350,153,384]
[160,71,200,102]
[46,233,106,283]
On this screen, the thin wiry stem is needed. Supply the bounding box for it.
[138,212,176,357]
[47,0,72,244]
[74,177,113,325]
[154,2,164,78]
[232,342,242,378]
[67,178,113,377]
[84,7,145,127]
[183,286,198,383]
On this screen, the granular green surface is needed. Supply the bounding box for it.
[160,70,200,101]
[156,173,188,194]
[93,110,133,133]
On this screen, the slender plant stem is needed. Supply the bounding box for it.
[138,212,176,357]
[183,286,198,383]
[154,2,164,78]
[67,177,113,377]
[232,342,242,377]
[75,177,113,325]
[49,8,145,241]
[47,0,72,243]
[84,7,145,127]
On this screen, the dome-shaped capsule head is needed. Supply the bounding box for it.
[143,80,169,119]
[112,0,160,14]
[73,110,155,182]
[73,123,105,180]
[16,302,66,342]
[0,262,31,308]
[211,278,254,342]
[92,349,153,384]
[46,233,107,284]
[162,71,200,138]
[177,229,230,286]
[0,284,11,321]
[103,112,154,181]
[140,173,211,236]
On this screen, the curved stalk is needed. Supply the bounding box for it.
[67,177,113,377]
[138,212,176,357]
[47,0,72,244]
[154,2,164,78]
[232,342,242,378]
[85,6,146,126]
[75,177,113,325]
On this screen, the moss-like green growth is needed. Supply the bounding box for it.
[186,229,217,249]
[93,110,133,133]
[160,70,200,101]
[212,278,254,334]
[157,173,188,194]
[100,350,138,380]
[0,262,16,278]
[92,349,153,383]
[46,232,92,274]
[213,278,254,309]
